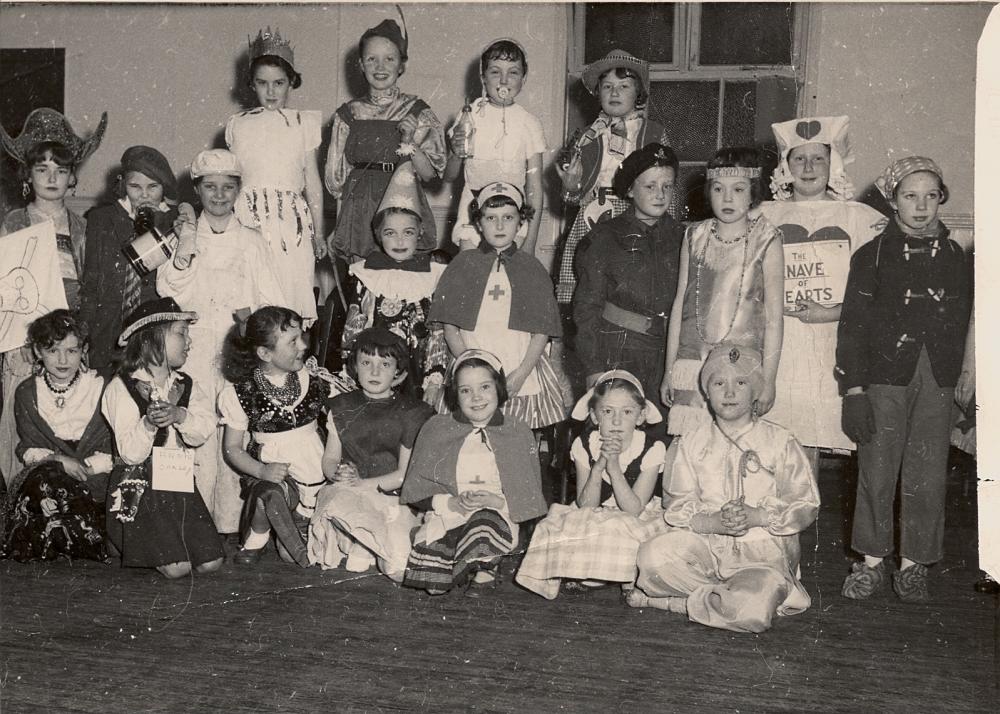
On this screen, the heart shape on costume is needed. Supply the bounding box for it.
[778,224,851,245]
[795,120,822,141]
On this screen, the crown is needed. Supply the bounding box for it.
[249,26,294,67]
[705,166,761,180]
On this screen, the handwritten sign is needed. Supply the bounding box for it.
[152,446,195,493]
[0,220,67,352]
[779,225,852,308]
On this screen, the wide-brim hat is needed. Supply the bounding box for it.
[769,115,854,201]
[120,145,178,203]
[118,297,197,346]
[190,149,242,179]
[0,108,107,166]
[581,49,649,96]
[571,369,663,424]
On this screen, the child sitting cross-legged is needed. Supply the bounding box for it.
[515,369,669,599]
[630,344,820,633]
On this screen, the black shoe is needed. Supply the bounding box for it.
[974,573,1000,594]
[233,546,266,566]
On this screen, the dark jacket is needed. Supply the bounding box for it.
[836,219,971,390]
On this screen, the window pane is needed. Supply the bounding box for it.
[648,81,719,162]
[584,3,675,64]
[721,81,757,148]
[699,3,793,66]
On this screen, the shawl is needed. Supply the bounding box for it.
[430,247,561,337]
[13,376,112,463]
[399,412,547,524]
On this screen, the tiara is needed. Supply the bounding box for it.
[706,166,761,179]
[249,27,294,67]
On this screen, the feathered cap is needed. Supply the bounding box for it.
[249,26,295,69]
[0,108,107,166]
[770,115,854,201]
[360,4,409,61]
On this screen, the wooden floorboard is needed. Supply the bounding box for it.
[1,456,997,713]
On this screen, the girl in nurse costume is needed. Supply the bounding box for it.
[430,182,563,429]
[631,344,819,633]
[226,28,326,322]
[156,149,286,533]
[760,116,886,456]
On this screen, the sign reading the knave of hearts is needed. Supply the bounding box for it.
[778,224,852,309]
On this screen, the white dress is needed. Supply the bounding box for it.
[156,214,287,532]
[450,98,546,246]
[759,200,885,450]
[226,107,322,321]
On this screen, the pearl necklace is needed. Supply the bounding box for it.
[43,370,81,409]
[694,218,755,346]
[253,368,301,407]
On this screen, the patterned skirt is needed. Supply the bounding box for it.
[555,195,630,304]
[514,500,671,599]
[403,508,514,592]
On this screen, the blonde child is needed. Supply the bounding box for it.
[3,310,112,562]
[0,108,105,483]
[431,182,563,429]
[515,370,668,599]
[325,12,445,263]
[400,350,547,594]
[226,27,325,322]
[445,38,546,255]
[631,344,819,633]
[101,298,224,579]
[662,147,784,436]
[156,149,286,534]
[339,171,449,403]
[219,307,329,568]
[837,157,972,602]
[555,50,668,305]
[309,328,434,580]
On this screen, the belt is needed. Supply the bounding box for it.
[355,161,397,172]
[601,302,665,336]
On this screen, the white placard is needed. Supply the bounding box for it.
[0,220,68,352]
[152,446,195,493]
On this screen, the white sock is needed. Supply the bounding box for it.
[900,557,917,571]
[242,529,270,550]
[864,555,884,568]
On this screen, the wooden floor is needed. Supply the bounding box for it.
[1,453,997,713]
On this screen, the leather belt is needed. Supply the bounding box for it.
[601,302,665,336]
[355,161,397,172]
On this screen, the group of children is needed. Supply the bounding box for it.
[0,17,975,633]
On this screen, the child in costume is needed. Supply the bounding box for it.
[555,50,668,305]
[219,306,330,567]
[156,149,286,534]
[3,310,112,562]
[515,370,668,599]
[79,145,180,374]
[431,182,563,429]
[0,108,106,484]
[445,38,546,256]
[226,27,326,322]
[837,157,971,603]
[339,168,449,404]
[760,116,886,458]
[325,11,445,263]
[102,298,224,579]
[662,147,784,436]
[400,349,547,594]
[573,143,685,425]
[309,328,435,580]
[631,344,819,633]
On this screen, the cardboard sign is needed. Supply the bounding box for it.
[0,220,68,352]
[152,446,195,493]
[781,231,851,309]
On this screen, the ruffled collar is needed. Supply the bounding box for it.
[368,85,400,107]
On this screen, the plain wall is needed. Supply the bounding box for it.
[805,2,990,220]
[0,2,569,261]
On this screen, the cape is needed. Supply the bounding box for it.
[399,412,547,524]
[13,376,112,463]
[430,247,562,337]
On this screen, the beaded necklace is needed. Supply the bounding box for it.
[694,218,755,346]
[43,370,81,410]
[253,367,302,407]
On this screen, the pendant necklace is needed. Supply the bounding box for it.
[43,370,81,409]
[694,218,755,345]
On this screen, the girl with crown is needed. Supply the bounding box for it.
[0,108,106,484]
[324,10,446,264]
[226,27,326,323]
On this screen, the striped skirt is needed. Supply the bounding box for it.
[403,509,515,592]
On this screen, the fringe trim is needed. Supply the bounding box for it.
[671,358,703,391]
[667,403,711,437]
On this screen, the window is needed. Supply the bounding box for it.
[568,3,806,219]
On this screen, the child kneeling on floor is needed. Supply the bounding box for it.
[629,344,819,633]
[399,349,547,594]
